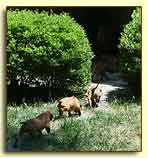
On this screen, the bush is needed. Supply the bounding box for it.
[118,7,141,78]
[118,7,141,96]
[7,9,93,97]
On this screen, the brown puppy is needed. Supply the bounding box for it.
[58,96,81,117]
[19,110,53,137]
[85,84,102,108]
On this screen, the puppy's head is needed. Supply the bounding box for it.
[38,111,53,122]
[94,89,103,102]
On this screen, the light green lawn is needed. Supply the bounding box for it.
[7,99,141,151]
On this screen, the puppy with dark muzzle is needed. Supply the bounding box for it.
[14,110,53,150]
[19,110,53,137]
[85,83,103,108]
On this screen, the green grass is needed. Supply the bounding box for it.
[7,99,141,151]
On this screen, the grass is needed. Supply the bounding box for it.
[7,98,141,151]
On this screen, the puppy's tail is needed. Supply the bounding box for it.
[94,83,99,90]
[91,83,99,95]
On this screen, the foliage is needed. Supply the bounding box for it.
[118,7,141,78]
[7,9,93,96]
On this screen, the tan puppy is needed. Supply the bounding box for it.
[58,96,81,117]
[85,84,102,108]
[19,110,53,137]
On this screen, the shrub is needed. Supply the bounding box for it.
[7,9,93,97]
[118,7,141,78]
[118,7,141,96]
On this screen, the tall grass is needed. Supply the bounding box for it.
[7,99,141,151]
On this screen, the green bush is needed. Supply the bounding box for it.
[7,9,93,96]
[118,7,141,78]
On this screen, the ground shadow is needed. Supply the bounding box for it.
[107,86,140,104]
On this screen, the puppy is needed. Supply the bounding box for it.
[85,83,102,108]
[58,96,81,117]
[91,89,102,107]
[19,110,53,137]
